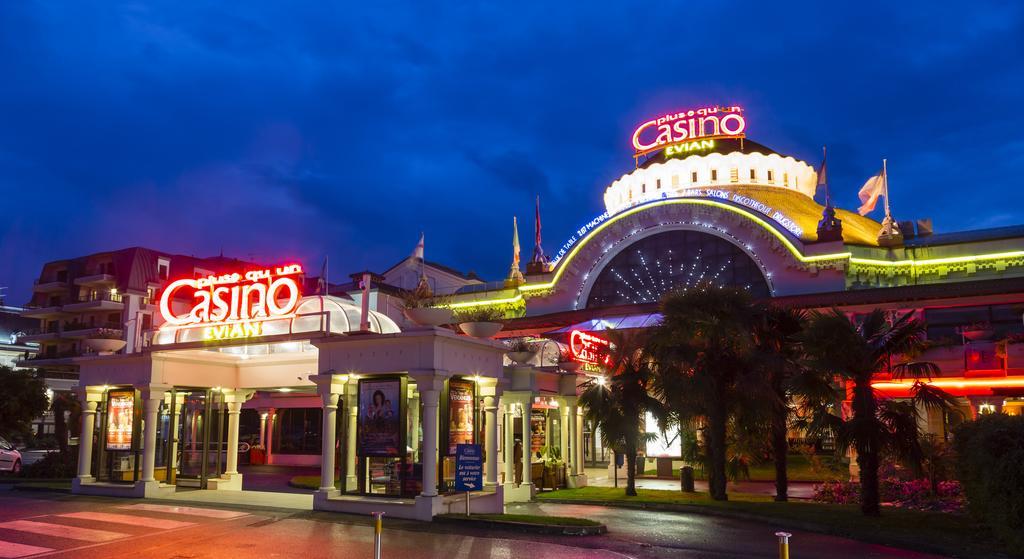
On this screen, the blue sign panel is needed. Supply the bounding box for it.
[454,443,483,492]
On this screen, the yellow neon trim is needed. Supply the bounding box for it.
[520,198,851,292]
[460,200,1024,307]
[445,293,524,309]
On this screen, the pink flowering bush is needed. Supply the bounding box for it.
[812,478,964,513]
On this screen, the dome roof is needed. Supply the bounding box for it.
[154,294,399,345]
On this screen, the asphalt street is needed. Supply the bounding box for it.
[0,487,951,559]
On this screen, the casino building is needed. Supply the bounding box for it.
[17,104,1024,517]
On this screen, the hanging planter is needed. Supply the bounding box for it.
[459,321,503,338]
[83,328,126,355]
[404,307,454,327]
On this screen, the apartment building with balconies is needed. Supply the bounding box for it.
[19,247,260,366]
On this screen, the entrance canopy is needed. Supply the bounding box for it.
[152,295,400,346]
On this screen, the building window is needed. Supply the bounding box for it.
[656,179,661,190]
[767,170,775,183]
[672,174,679,187]
[749,169,757,181]
[710,169,718,182]
[157,259,170,280]
[56,270,68,283]
[730,168,739,183]
[783,172,789,186]
[641,183,646,194]
[99,262,114,275]
[273,408,323,454]
[691,171,698,183]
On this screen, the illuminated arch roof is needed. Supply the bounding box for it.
[155,295,399,344]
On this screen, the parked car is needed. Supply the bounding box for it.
[0,436,22,474]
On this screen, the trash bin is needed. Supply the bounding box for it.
[681,466,695,492]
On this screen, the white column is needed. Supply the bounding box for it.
[420,388,440,497]
[169,394,183,476]
[409,393,420,462]
[576,407,585,473]
[224,401,242,475]
[77,400,99,479]
[520,397,533,488]
[259,412,267,447]
[265,408,276,464]
[503,403,515,485]
[559,401,571,473]
[140,388,165,483]
[484,396,498,486]
[346,401,358,490]
[320,393,339,490]
[566,399,578,476]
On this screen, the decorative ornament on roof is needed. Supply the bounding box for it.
[527,196,550,274]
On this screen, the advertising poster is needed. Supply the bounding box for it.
[530,410,546,455]
[105,390,135,451]
[358,379,402,457]
[447,379,475,455]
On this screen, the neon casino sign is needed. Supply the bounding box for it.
[159,264,304,340]
[632,105,745,159]
[569,329,611,368]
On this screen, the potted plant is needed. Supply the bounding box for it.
[456,307,505,338]
[505,338,536,365]
[538,445,565,490]
[83,328,126,355]
[400,286,454,327]
[557,344,581,372]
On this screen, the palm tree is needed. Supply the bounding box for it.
[651,286,764,501]
[801,309,955,516]
[579,329,665,496]
[750,305,836,502]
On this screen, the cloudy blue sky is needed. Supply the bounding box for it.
[1,1,1022,304]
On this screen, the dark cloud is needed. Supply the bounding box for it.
[2,1,1024,304]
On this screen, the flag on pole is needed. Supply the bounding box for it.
[512,216,521,269]
[816,146,829,205]
[858,165,887,216]
[411,232,424,260]
[317,256,329,295]
[534,196,543,249]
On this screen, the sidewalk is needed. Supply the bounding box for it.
[584,467,817,499]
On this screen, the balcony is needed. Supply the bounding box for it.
[21,305,67,319]
[63,291,124,313]
[74,274,116,287]
[63,326,123,340]
[17,329,57,343]
[33,280,68,293]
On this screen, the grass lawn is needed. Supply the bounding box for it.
[539,487,1005,557]
[438,513,601,527]
[9,480,72,491]
[643,454,848,482]
[289,475,320,490]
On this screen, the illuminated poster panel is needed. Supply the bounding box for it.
[105,390,135,451]
[446,379,475,455]
[530,410,546,455]
[358,378,404,457]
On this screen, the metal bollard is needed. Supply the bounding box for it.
[372,511,385,559]
[775,531,792,559]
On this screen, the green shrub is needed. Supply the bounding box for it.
[21,451,76,479]
[953,414,1024,554]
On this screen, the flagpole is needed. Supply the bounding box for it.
[822,145,830,205]
[882,158,890,218]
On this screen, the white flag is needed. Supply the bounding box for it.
[411,233,424,260]
[857,168,886,216]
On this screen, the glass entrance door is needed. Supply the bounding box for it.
[174,389,226,488]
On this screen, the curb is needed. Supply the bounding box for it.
[535,497,1004,559]
[6,484,72,494]
[434,514,607,536]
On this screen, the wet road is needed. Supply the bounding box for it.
[510,502,951,558]
[0,488,951,558]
